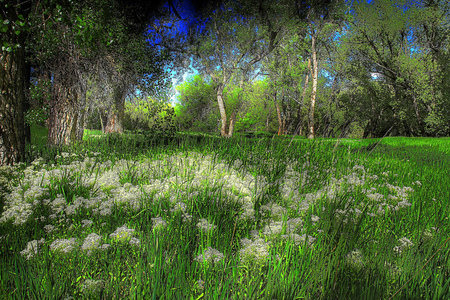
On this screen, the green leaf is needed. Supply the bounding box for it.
[3,19,9,25]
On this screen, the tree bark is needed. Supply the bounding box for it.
[47,75,79,146]
[24,60,32,144]
[291,57,311,137]
[274,91,284,135]
[104,86,126,134]
[0,1,33,166]
[282,91,291,134]
[75,83,87,141]
[308,34,318,139]
[266,104,273,132]
[216,82,233,138]
[0,39,27,165]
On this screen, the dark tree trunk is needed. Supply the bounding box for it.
[274,91,284,135]
[228,109,238,137]
[104,86,126,134]
[24,60,32,145]
[339,120,353,138]
[0,35,27,165]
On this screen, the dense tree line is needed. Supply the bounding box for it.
[171,0,450,139]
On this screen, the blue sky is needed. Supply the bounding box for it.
[142,0,206,106]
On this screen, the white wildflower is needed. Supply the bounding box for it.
[20,238,45,260]
[50,238,78,254]
[196,218,216,233]
[194,247,224,264]
[109,224,136,243]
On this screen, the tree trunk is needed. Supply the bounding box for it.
[216,83,232,138]
[291,57,310,137]
[339,120,353,138]
[412,93,425,135]
[266,104,273,132]
[24,60,32,145]
[226,72,247,137]
[274,91,284,135]
[323,76,337,138]
[282,91,291,135]
[47,75,79,146]
[308,34,318,139]
[0,39,27,165]
[75,84,87,141]
[104,86,126,134]
[228,109,238,137]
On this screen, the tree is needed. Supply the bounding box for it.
[339,0,450,137]
[261,32,310,136]
[0,0,224,166]
[174,74,219,132]
[0,0,33,165]
[293,0,345,139]
[32,0,171,144]
[412,0,450,136]
[187,0,286,138]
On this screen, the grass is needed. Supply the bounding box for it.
[0,125,449,299]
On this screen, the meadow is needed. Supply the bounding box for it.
[0,125,449,299]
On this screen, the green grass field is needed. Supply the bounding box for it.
[0,125,449,299]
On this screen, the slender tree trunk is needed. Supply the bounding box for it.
[412,93,424,135]
[216,82,233,138]
[97,107,105,132]
[0,39,27,165]
[363,120,372,139]
[266,104,273,132]
[228,109,238,136]
[339,120,353,138]
[292,57,311,137]
[274,91,284,135]
[283,91,291,135]
[226,71,247,137]
[308,34,318,139]
[323,76,337,138]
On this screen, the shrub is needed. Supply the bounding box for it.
[123,98,178,137]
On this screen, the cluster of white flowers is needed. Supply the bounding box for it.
[393,237,414,255]
[2,147,427,281]
[194,247,225,264]
[196,218,217,233]
[18,223,142,260]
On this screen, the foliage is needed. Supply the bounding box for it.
[338,0,450,137]
[123,97,178,137]
[174,75,220,133]
[174,75,282,135]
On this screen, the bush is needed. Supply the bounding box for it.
[123,98,178,138]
